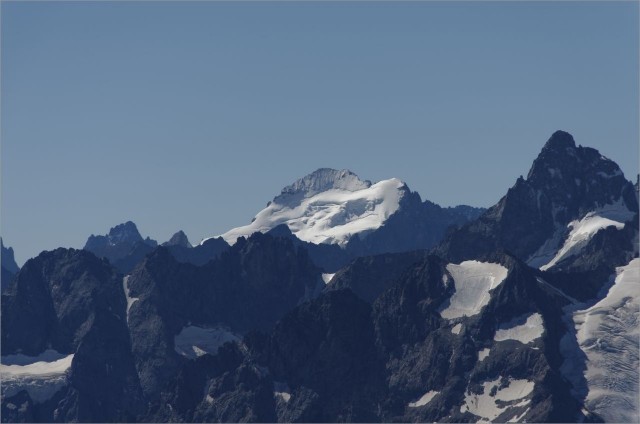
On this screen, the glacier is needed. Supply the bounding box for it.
[560,258,639,422]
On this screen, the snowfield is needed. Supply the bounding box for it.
[1,350,74,403]
[494,313,544,345]
[460,377,534,422]
[206,169,407,246]
[439,261,509,319]
[538,200,635,270]
[566,258,640,422]
[174,326,241,359]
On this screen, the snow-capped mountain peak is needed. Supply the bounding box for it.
[213,169,408,246]
[274,168,372,203]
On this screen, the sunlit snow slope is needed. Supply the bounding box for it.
[570,258,640,422]
[538,200,636,270]
[211,169,407,246]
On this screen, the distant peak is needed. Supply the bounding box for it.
[107,221,143,244]
[109,221,138,234]
[163,230,192,248]
[543,130,576,151]
[275,168,371,202]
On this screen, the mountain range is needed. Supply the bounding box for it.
[0,130,637,423]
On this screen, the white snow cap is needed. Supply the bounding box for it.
[276,168,372,199]
[208,168,408,246]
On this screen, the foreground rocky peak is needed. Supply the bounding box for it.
[437,130,638,272]
[525,130,635,215]
[1,248,124,356]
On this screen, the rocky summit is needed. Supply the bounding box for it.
[1,131,637,423]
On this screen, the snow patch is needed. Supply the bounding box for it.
[274,381,291,403]
[1,350,74,403]
[174,326,241,359]
[451,323,462,335]
[321,273,335,284]
[460,377,534,421]
[275,391,291,402]
[210,174,406,247]
[439,261,509,320]
[478,348,491,362]
[122,275,138,322]
[540,200,635,270]
[494,313,544,345]
[408,390,439,408]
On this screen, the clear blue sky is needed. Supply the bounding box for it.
[2,1,638,265]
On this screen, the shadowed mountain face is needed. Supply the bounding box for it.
[1,233,323,420]
[2,131,637,423]
[436,131,638,272]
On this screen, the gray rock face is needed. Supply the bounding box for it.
[125,232,324,397]
[257,289,386,422]
[324,250,427,303]
[1,248,143,422]
[1,248,124,356]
